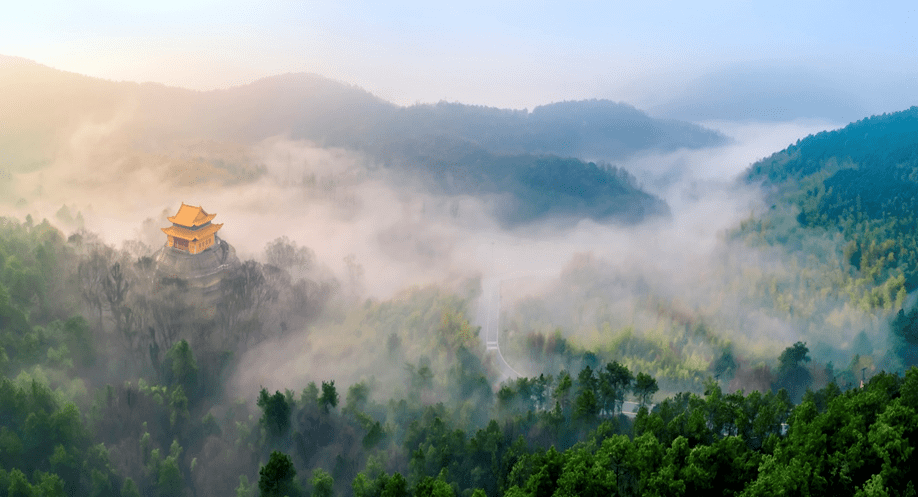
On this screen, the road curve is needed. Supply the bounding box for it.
[475,277,650,417]
[476,277,525,384]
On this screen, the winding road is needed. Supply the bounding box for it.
[475,276,645,416]
[476,277,525,383]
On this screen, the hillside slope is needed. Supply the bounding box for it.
[743,106,918,308]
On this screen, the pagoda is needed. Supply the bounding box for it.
[154,203,239,310]
[161,203,223,255]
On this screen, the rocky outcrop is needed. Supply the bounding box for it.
[153,237,240,298]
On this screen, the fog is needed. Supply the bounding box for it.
[3,4,915,492]
[2,99,859,397]
[12,113,835,293]
[481,120,860,370]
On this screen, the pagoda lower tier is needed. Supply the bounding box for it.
[162,223,223,254]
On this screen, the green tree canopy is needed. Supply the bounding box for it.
[259,451,301,497]
[257,389,292,438]
[320,380,339,413]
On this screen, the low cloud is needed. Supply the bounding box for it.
[3,111,871,396]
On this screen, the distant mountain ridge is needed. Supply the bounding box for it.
[1,55,727,226]
[132,72,727,161]
[1,55,724,159]
[746,106,918,191]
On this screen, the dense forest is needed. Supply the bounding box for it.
[389,146,669,225]
[741,107,918,313]
[1,206,917,496]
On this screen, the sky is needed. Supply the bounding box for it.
[3,1,916,114]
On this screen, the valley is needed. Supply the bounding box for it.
[2,36,918,495]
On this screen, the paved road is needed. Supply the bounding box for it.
[621,401,642,416]
[475,277,650,417]
[476,277,525,383]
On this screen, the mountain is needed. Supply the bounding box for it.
[1,55,728,225]
[0,56,724,159]
[368,99,725,159]
[135,77,727,166]
[743,106,918,307]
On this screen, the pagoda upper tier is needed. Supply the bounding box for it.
[168,202,217,227]
[161,203,223,255]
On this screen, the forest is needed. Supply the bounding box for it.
[743,107,918,308]
[1,203,918,496]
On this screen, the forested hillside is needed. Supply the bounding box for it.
[741,107,918,312]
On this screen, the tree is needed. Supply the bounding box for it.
[77,249,110,329]
[633,372,658,409]
[553,371,573,418]
[775,341,812,401]
[102,261,130,339]
[235,476,256,497]
[219,260,276,347]
[711,348,737,379]
[301,382,319,406]
[415,471,456,497]
[574,388,600,423]
[320,381,339,413]
[778,342,811,372]
[517,446,565,497]
[381,472,408,497]
[156,455,184,497]
[574,366,600,422]
[7,468,35,497]
[497,384,517,417]
[257,389,292,438]
[406,359,434,400]
[599,361,634,415]
[264,237,314,276]
[533,373,553,411]
[134,282,195,370]
[345,381,371,414]
[344,254,365,300]
[121,478,141,497]
[63,315,95,369]
[577,366,599,394]
[164,340,199,399]
[311,468,334,497]
[853,330,872,356]
[891,307,918,368]
[259,451,301,497]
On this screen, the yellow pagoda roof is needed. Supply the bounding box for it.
[168,203,217,227]
[161,223,223,241]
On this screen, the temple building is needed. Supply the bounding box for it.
[161,203,223,255]
[154,203,239,305]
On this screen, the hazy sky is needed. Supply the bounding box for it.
[3,1,916,111]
